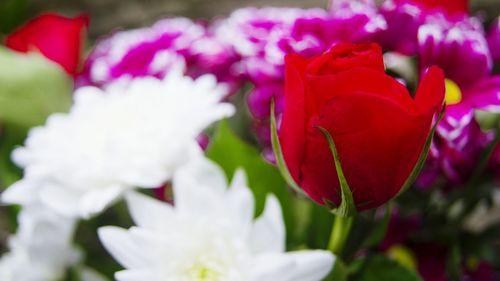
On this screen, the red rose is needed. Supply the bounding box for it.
[279,43,445,210]
[395,0,469,15]
[5,13,89,76]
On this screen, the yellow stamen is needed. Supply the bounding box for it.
[445,79,462,105]
[387,245,417,270]
[466,256,479,271]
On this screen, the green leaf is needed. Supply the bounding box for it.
[0,47,72,190]
[363,204,392,248]
[0,125,25,189]
[396,105,445,197]
[351,255,423,281]
[314,126,356,217]
[206,119,296,238]
[269,99,307,197]
[0,47,72,129]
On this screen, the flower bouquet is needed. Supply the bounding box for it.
[0,0,499,280]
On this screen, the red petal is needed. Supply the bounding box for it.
[300,92,433,209]
[306,43,385,75]
[5,13,89,76]
[414,66,445,114]
[280,54,309,184]
[306,68,417,118]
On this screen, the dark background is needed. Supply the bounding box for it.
[1,0,499,40]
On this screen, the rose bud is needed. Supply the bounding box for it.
[273,43,445,213]
[5,13,89,76]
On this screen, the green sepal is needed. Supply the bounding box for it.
[314,126,357,217]
[270,99,308,197]
[396,104,446,198]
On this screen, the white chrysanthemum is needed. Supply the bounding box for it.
[0,204,79,281]
[2,71,234,218]
[98,158,335,281]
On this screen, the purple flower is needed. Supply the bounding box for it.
[377,1,425,54]
[487,17,500,63]
[294,0,387,48]
[418,15,492,87]
[78,18,241,91]
[462,76,500,112]
[377,0,472,56]
[427,106,493,185]
[414,10,498,187]
[379,211,498,281]
[246,83,284,120]
[215,7,328,82]
[463,261,498,281]
[418,75,499,187]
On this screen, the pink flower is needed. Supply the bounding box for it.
[418,16,492,87]
[78,18,240,91]
[394,0,469,16]
[378,0,470,55]
[487,17,500,63]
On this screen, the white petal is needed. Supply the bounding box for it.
[229,168,248,189]
[248,253,296,281]
[250,195,285,254]
[226,169,254,234]
[80,185,124,219]
[175,157,227,195]
[283,251,335,281]
[127,227,177,261]
[98,227,150,269]
[115,269,160,281]
[124,191,175,230]
[173,157,227,215]
[1,180,38,205]
[39,184,81,218]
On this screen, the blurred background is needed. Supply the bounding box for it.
[1,0,499,41]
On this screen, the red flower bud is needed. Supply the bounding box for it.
[5,13,89,76]
[278,43,445,211]
[394,0,469,15]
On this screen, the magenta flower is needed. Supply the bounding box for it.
[377,0,426,54]
[418,15,492,87]
[487,17,500,63]
[413,11,499,186]
[294,0,387,50]
[78,18,240,91]
[215,7,328,82]
[420,109,493,186]
[377,0,470,55]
